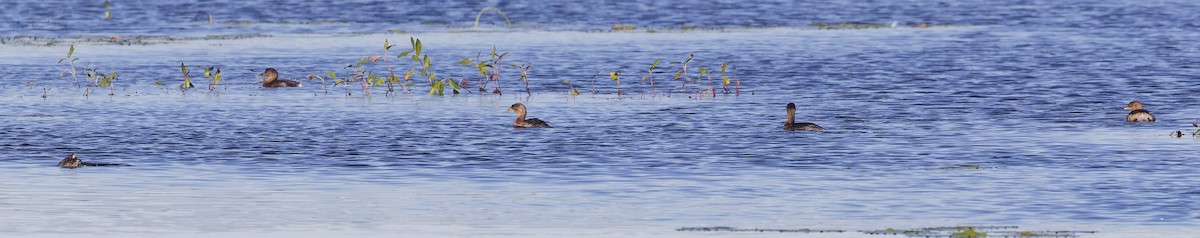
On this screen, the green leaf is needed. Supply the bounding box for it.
[326,72,337,79]
[720,64,728,74]
[609,71,619,81]
[414,39,423,56]
[429,80,444,95]
[384,39,390,50]
[722,76,730,85]
[356,56,371,67]
[334,79,345,86]
[397,49,413,58]
[447,78,461,90]
[698,66,709,76]
[403,69,414,81]
[458,59,473,66]
[422,55,430,68]
[66,43,75,58]
[650,59,660,71]
[179,63,187,74]
[214,69,222,84]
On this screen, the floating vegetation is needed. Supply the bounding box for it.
[860,226,1097,237]
[611,25,637,31]
[682,226,1096,237]
[0,34,270,46]
[677,227,845,233]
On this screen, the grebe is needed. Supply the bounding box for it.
[58,153,82,168]
[505,103,551,128]
[1123,101,1156,122]
[785,103,824,131]
[260,68,302,88]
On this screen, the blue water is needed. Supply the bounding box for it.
[1,1,1198,237]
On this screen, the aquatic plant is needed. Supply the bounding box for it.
[511,63,533,96]
[719,63,739,95]
[562,80,581,97]
[398,37,460,95]
[54,48,119,97]
[669,53,695,96]
[104,0,112,20]
[307,72,332,95]
[380,39,409,95]
[90,69,117,96]
[611,25,637,31]
[202,66,223,93]
[332,56,383,96]
[696,66,713,97]
[57,43,82,88]
[178,63,194,91]
[473,7,512,28]
[458,53,486,93]
[609,71,623,96]
[642,59,660,96]
[459,47,507,94]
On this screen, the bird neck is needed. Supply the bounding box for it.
[513,110,526,125]
[786,110,796,125]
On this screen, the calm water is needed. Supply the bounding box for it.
[2,0,1199,237]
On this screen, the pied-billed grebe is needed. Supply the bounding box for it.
[58,153,82,168]
[1123,101,1156,122]
[505,103,551,128]
[260,68,302,88]
[785,103,824,131]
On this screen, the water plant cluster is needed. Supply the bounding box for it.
[254,37,741,99]
[56,43,118,97]
[680,225,1099,237]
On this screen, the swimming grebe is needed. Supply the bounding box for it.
[58,153,82,168]
[505,103,551,128]
[785,103,824,131]
[260,68,302,88]
[1123,101,1155,122]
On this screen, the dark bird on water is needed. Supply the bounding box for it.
[505,103,551,128]
[784,103,824,131]
[260,68,303,88]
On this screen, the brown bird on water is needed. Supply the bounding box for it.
[505,103,551,128]
[784,103,824,131]
[58,153,82,168]
[1123,101,1155,122]
[260,68,302,88]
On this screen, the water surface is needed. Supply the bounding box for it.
[2,1,1199,237]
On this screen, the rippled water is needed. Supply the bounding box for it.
[2,0,1199,237]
